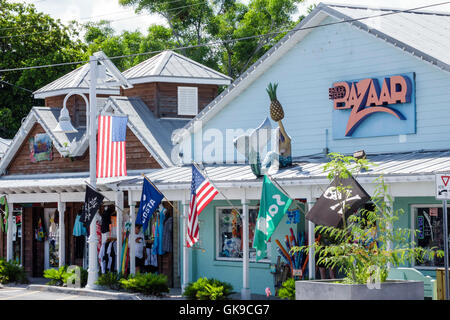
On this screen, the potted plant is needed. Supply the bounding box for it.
[291,153,444,300]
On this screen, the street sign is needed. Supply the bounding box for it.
[435,173,450,199]
[435,173,450,300]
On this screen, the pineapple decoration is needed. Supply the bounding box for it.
[267,83,284,122]
[266,82,292,168]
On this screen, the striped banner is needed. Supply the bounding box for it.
[96,115,127,178]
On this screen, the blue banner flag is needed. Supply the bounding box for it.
[136,178,164,232]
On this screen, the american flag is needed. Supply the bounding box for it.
[186,165,218,247]
[97,115,128,178]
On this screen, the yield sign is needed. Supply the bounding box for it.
[436,173,450,199]
[442,176,450,187]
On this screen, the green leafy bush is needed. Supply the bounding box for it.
[44,265,68,286]
[278,278,295,300]
[96,272,124,290]
[292,153,445,285]
[183,277,234,300]
[119,272,169,296]
[0,259,29,284]
[44,265,88,287]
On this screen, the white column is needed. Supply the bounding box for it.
[86,54,99,289]
[306,196,316,280]
[6,199,14,262]
[181,200,190,292]
[115,190,124,273]
[129,198,136,275]
[86,214,100,289]
[58,200,66,267]
[241,198,251,300]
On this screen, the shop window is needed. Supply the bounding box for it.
[216,206,269,262]
[413,206,449,267]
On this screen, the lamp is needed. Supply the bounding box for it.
[53,92,89,134]
[53,106,77,133]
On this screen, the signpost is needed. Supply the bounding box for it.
[435,173,450,300]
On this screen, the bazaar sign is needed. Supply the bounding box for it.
[329,73,416,139]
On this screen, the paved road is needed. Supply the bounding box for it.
[0,287,106,300]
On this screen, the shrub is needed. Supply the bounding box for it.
[96,272,124,291]
[44,265,68,286]
[183,277,234,300]
[119,272,169,296]
[0,259,29,284]
[43,265,88,287]
[278,278,295,300]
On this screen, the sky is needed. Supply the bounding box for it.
[14,0,450,35]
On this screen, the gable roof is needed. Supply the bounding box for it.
[122,50,232,85]
[0,96,182,175]
[172,2,450,144]
[103,96,189,168]
[33,51,133,99]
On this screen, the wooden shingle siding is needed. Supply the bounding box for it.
[121,82,218,118]
[44,94,111,128]
[6,124,160,175]
[7,124,90,175]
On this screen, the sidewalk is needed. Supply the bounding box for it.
[2,277,184,300]
[2,278,279,300]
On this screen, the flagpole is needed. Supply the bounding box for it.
[192,162,243,217]
[84,180,125,214]
[140,174,208,252]
[266,174,305,214]
[141,174,182,217]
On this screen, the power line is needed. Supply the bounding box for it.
[0,1,449,73]
[0,80,33,93]
[0,0,201,33]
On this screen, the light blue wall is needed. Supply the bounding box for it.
[182,200,304,295]
[192,15,450,162]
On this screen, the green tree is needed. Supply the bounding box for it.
[0,0,86,138]
[119,0,305,78]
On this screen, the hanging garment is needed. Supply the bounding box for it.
[144,246,151,266]
[152,208,166,255]
[99,242,107,274]
[150,244,158,267]
[107,241,117,272]
[96,221,102,265]
[162,216,173,253]
[73,215,87,236]
[100,207,112,234]
[35,217,46,241]
[135,230,145,259]
[74,236,85,259]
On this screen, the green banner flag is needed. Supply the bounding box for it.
[253,175,292,261]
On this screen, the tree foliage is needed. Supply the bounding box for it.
[0,0,86,138]
[1,0,307,138]
[119,0,305,78]
[291,153,445,285]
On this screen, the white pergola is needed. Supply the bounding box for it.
[116,160,441,299]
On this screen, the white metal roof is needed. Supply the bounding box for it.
[116,149,450,190]
[33,51,132,99]
[0,171,145,195]
[122,50,232,85]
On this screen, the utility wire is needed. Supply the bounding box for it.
[0,0,207,36]
[0,79,34,93]
[1,1,449,73]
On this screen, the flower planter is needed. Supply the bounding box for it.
[295,279,424,300]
